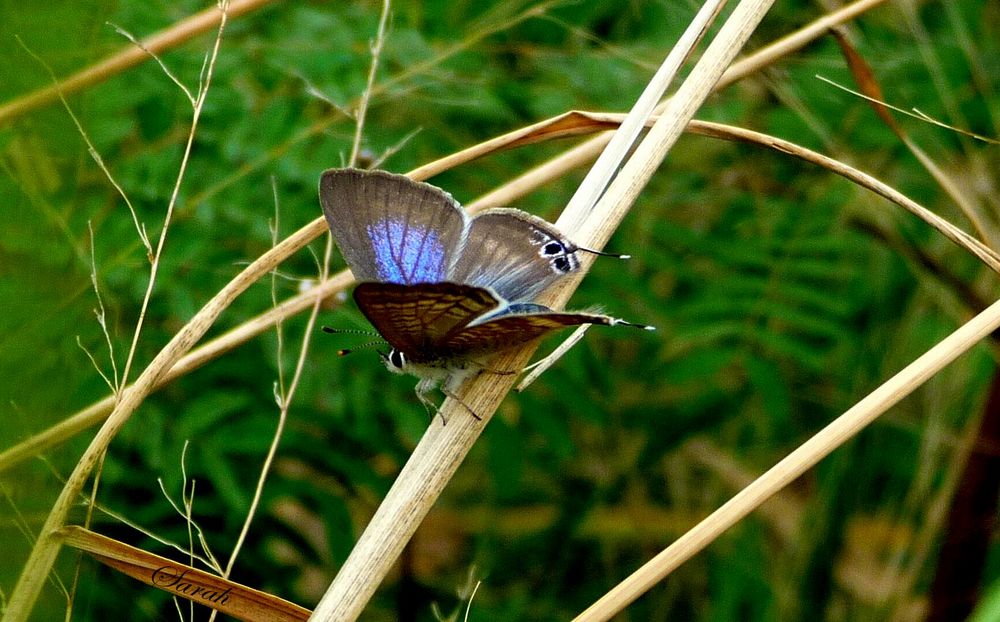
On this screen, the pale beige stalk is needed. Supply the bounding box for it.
[0,0,891,475]
[575,297,1000,621]
[1,0,898,618]
[2,220,329,622]
[306,0,776,619]
[0,0,276,126]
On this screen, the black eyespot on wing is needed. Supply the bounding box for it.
[543,241,563,256]
[553,256,571,272]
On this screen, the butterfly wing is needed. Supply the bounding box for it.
[353,281,501,361]
[448,208,581,301]
[320,169,469,284]
[438,306,621,358]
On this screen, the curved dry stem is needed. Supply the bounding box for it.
[0,0,276,126]
[0,0,899,619]
[689,121,1000,273]
[2,218,324,622]
[575,297,1000,620]
[12,106,992,482]
[307,0,776,618]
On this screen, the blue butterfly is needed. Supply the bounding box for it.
[320,168,651,416]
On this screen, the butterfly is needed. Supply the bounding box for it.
[319,168,652,417]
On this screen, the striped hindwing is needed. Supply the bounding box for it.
[352,282,500,363]
[355,282,619,364]
[441,308,617,356]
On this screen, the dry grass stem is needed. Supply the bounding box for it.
[688,121,1000,273]
[84,223,121,394]
[0,4,915,475]
[575,296,1000,621]
[1,4,906,615]
[513,0,730,391]
[819,77,997,144]
[9,101,985,485]
[0,0,276,126]
[348,0,390,167]
[119,1,230,389]
[109,23,194,104]
[307,0,775,618]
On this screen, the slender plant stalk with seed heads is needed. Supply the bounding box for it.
[3,0,999,619]
[0,0,895,478]
[3,3,233,619]
[308,0,775,618]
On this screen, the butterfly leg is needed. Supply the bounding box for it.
[413,378,445,423]
[412,370,482,424]
[439,371,482,422]
[439,386,482,422]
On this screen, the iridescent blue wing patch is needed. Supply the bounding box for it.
[320,168,652,414]
[366,219,446,283]
[320,169,468,284]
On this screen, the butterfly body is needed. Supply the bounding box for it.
[319,168,648,415]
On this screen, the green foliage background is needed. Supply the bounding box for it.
[2,0,999,620]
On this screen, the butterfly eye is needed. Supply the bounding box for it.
[553,256,571,272]
[388,349,406,369]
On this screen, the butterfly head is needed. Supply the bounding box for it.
[380,348,408,375]
[378,347,464,396]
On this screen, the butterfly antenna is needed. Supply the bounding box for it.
[614,318,656,331]
[322,326,380,336]
[578,246,631,260]
[338,340,388,356]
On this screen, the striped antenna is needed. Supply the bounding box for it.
[322,326,386,356]
[338,341,387,357]
[322,326,380,336]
